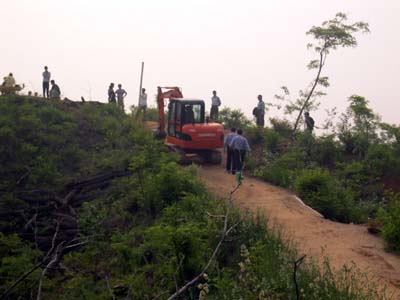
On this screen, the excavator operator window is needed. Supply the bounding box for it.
[182,103,203,124]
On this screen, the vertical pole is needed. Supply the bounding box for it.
[138,62,144,106]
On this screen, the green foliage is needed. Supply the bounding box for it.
[295,169,363,223]
[0,233,40,299]
[365,144,398,177]
[256,149,306,188]
[379,196,400,252]
[310,135,341,167]
[218,107,252,129]
[270,118,293,138]
[0,95,390,299]
[264,129,281,153]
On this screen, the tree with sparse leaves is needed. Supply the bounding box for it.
[274,13,370,136]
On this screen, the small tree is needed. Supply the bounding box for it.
[275,13,370,136]
[218,107,252,129]
[337,95,380,156]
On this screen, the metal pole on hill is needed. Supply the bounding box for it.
[138,62,144,106]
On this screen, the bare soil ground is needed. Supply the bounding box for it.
[198,165,400,298]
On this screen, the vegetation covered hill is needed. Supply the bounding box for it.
[0,95,391,299]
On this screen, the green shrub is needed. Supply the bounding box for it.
[365,144,398,177]
[270,117,292,138]
[264,129,281,153]
[311,135,341,166]
[295,169,363,223]
[218,107,252,129]
[256,149,306,188]
[245,126,265,145]
[379,198,400,252]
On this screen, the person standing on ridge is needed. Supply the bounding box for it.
[304,112,315,133]
[137,88,147,120]
[229,129,251,174]
[210,90,221,121]
[224,127,237,173]
[256,95,265,127]
[49,80,61,100]
[42,66,51,98]
[108,83,116,103]
[115,84,127,111]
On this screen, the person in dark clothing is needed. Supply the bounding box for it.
[42,66,51,98]
[304,112,315,133]
[108,83,116,103]
[256,95,265,127]
[229,129,251,174]
[224,128,237,173]
[183,105,195,124]
[49,80,61,100]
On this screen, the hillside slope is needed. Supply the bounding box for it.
[199,165,400,297]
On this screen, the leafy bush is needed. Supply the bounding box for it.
[264,128,281,153]
[365,144,398,177]
[270,117,293,138]
[379,197,400,252]
[245,126,265,145]
[310,135,341,166]
[218,107,252,129]
[256,149,306,188]
[295,169,363,223]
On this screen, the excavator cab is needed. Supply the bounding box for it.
[156,87,223,164]
[167,99,204,138]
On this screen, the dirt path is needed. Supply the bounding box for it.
[198,165,400,297]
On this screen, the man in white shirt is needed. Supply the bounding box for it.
[115,84,127,111]
[137,88,147,120]
[210,90,221,121]
[42,66,51,98]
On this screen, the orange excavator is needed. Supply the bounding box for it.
[156,86,224,164]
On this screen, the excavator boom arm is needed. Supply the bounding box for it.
[157,86,183,136]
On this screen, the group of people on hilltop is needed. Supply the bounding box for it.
[209,91,266,127]
[108,83,128,110]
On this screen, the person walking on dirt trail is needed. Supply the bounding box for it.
[49,80,61,100]
[224,127,237,173]
[256,95,265,127]
[115,84,127,111]
[229,129,251,174]
[210,90,221,121]
[137,88,147,120]
[304,112,315,133]
[108,83,116,103]
[42,66,51,98]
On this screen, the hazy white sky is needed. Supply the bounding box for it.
[1,0,399,125]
